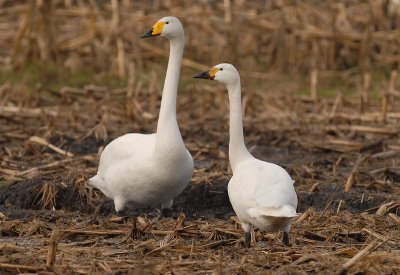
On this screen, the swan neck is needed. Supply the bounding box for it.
[227,80,252,171]
[155,35,184,152]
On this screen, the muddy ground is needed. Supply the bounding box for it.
[0,82,399,274]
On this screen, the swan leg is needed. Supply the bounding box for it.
[117,209,128,217]
[160,199,174,218]
[244,231,251,248]
[242,223,252,248]
[282,231,289,246]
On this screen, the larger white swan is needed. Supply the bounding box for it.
[88,17,193,215]
[193,64,298,247]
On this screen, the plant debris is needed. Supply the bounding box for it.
[1,0,400,274]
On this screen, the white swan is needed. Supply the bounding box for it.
[193,64,298,247]
[88,17,193,215]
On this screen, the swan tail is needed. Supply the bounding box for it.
[248,205,298,218]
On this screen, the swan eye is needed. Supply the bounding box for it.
[166,22,169,24]
[220,68,223,71]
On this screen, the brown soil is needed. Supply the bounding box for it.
[1,87,399,274]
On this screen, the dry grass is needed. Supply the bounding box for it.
[0,0,400,274]
[1,75,399,273]
[1,0,400,78]
[0,210,399,274]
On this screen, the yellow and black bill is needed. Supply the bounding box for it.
[140,21,166,38]
[192,68,219,80]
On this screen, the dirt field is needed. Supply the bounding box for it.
[1,0,400,274]
[1,78,399,274]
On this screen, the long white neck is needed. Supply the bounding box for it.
[155,35,185,153]
[227,80,253,172]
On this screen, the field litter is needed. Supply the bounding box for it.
[1,78,399,273]
[0,0,400,274]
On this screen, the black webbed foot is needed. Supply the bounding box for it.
[282,231,289,246]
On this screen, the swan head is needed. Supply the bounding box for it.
[192,63,240,86]
[141,16,183,40]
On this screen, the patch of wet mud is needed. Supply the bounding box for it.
[0,138,398,220]
[0,178,233,220]
[298,183,399,213]
[0,178,90,213]
[174,181,234,218]
[76,181,233,219]
[1,176,398,221]
[0,179,44,210]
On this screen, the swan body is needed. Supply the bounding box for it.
[88,17,193,213]
[193,63,298,246]
[228,160,298,235]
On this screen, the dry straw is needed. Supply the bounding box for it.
[0,0,399,274]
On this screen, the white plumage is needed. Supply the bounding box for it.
[228,160,298,238]
[88,17,193,213]
[193,63,298,246]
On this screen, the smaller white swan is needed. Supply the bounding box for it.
[193,64,298,247]
[88,17,193,215]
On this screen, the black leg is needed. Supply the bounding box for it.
[161,208,173,218]
[160,199,174,218]
[244,231,251,248]
[115,209,129,224]
[282,232,289,246]
[118,209,127,216]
